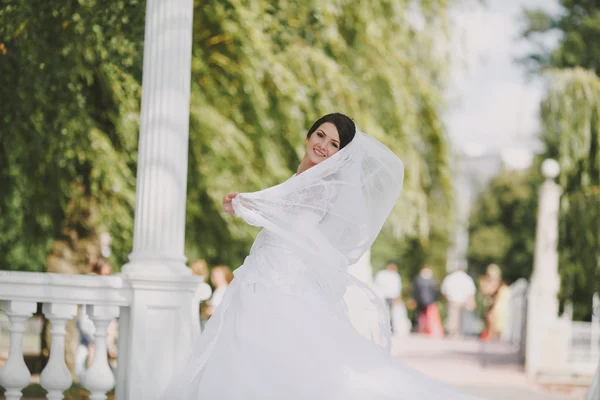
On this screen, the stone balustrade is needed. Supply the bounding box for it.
[0,270,211,400]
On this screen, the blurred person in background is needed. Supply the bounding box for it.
[91,256,112,276]
[412,265,444,338]
[479,264,509,341]
[191,259,212,327]
[441,263,476,338]
[374,261,402,332]
[75,257,119,380]
[190,259,209,281]
[75,305,95,382]
[204,264,233,319]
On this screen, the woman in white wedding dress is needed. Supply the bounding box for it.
[161,113,481,400]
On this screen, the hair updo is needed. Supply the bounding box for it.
[306,113,356,149]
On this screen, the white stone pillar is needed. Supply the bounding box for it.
[116,1,212,399]
[526,159,562,378]
[124,0,195,277]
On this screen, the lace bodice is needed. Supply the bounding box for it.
[248,229,290,254]
[231,174,336,294]
[233,229,312,294]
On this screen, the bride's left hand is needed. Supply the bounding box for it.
[223,193,238,214]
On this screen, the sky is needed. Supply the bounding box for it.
[446,0,563,158]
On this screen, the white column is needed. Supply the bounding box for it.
[123,0,195,276]
[0,301,36,400]
[115,279,211,400]
[526,159,562,378]
[116,1,212,399]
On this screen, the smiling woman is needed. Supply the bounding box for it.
[308,125,340,158]
[0,0,455,280]
[297,113,356,175]
[163,113,481,400]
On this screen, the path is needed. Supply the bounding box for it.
[392,334,589,400]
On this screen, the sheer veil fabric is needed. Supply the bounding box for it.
[160,127,481,400]
[231,129,404,349]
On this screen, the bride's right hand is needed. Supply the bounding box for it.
[222,193,238,214]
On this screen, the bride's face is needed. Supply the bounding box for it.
[305,122,341,164]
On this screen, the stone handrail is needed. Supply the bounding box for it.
[0,271,132,400]
[0,271,132,306]
[0,271,211,400]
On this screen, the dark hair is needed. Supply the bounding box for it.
[306,113,356,149]
[91,256,112,275]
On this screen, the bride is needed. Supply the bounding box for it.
[161,113,480,399]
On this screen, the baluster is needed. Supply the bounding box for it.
[82,305,119,400]
[39,303,77,400]
[0,300,36,400]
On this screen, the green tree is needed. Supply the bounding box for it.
[521,1,600,320]
[0,0,456,275]
[467,168,541,284]
[521,1,600,75]
[0,1,144,273]
[185,0,458,269]
[540,68,600,320]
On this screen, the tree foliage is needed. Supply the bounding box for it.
[186,0,457,268]
[467,168,541,284]
[541,68,600,320]
[521,1,600,75]
[0,0,456,273]
[468,70,600,319]
[0,1,144,272]
[517,1,600,319]
[541,68,600,189]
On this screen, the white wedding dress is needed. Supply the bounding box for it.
[161,130,481,400]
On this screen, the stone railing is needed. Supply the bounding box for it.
[568,320,600,365]
[563,294,600,374]
[502,278,529,362]
[525,294,599,387]
[587,303,600,400]
[0,270,211,400]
